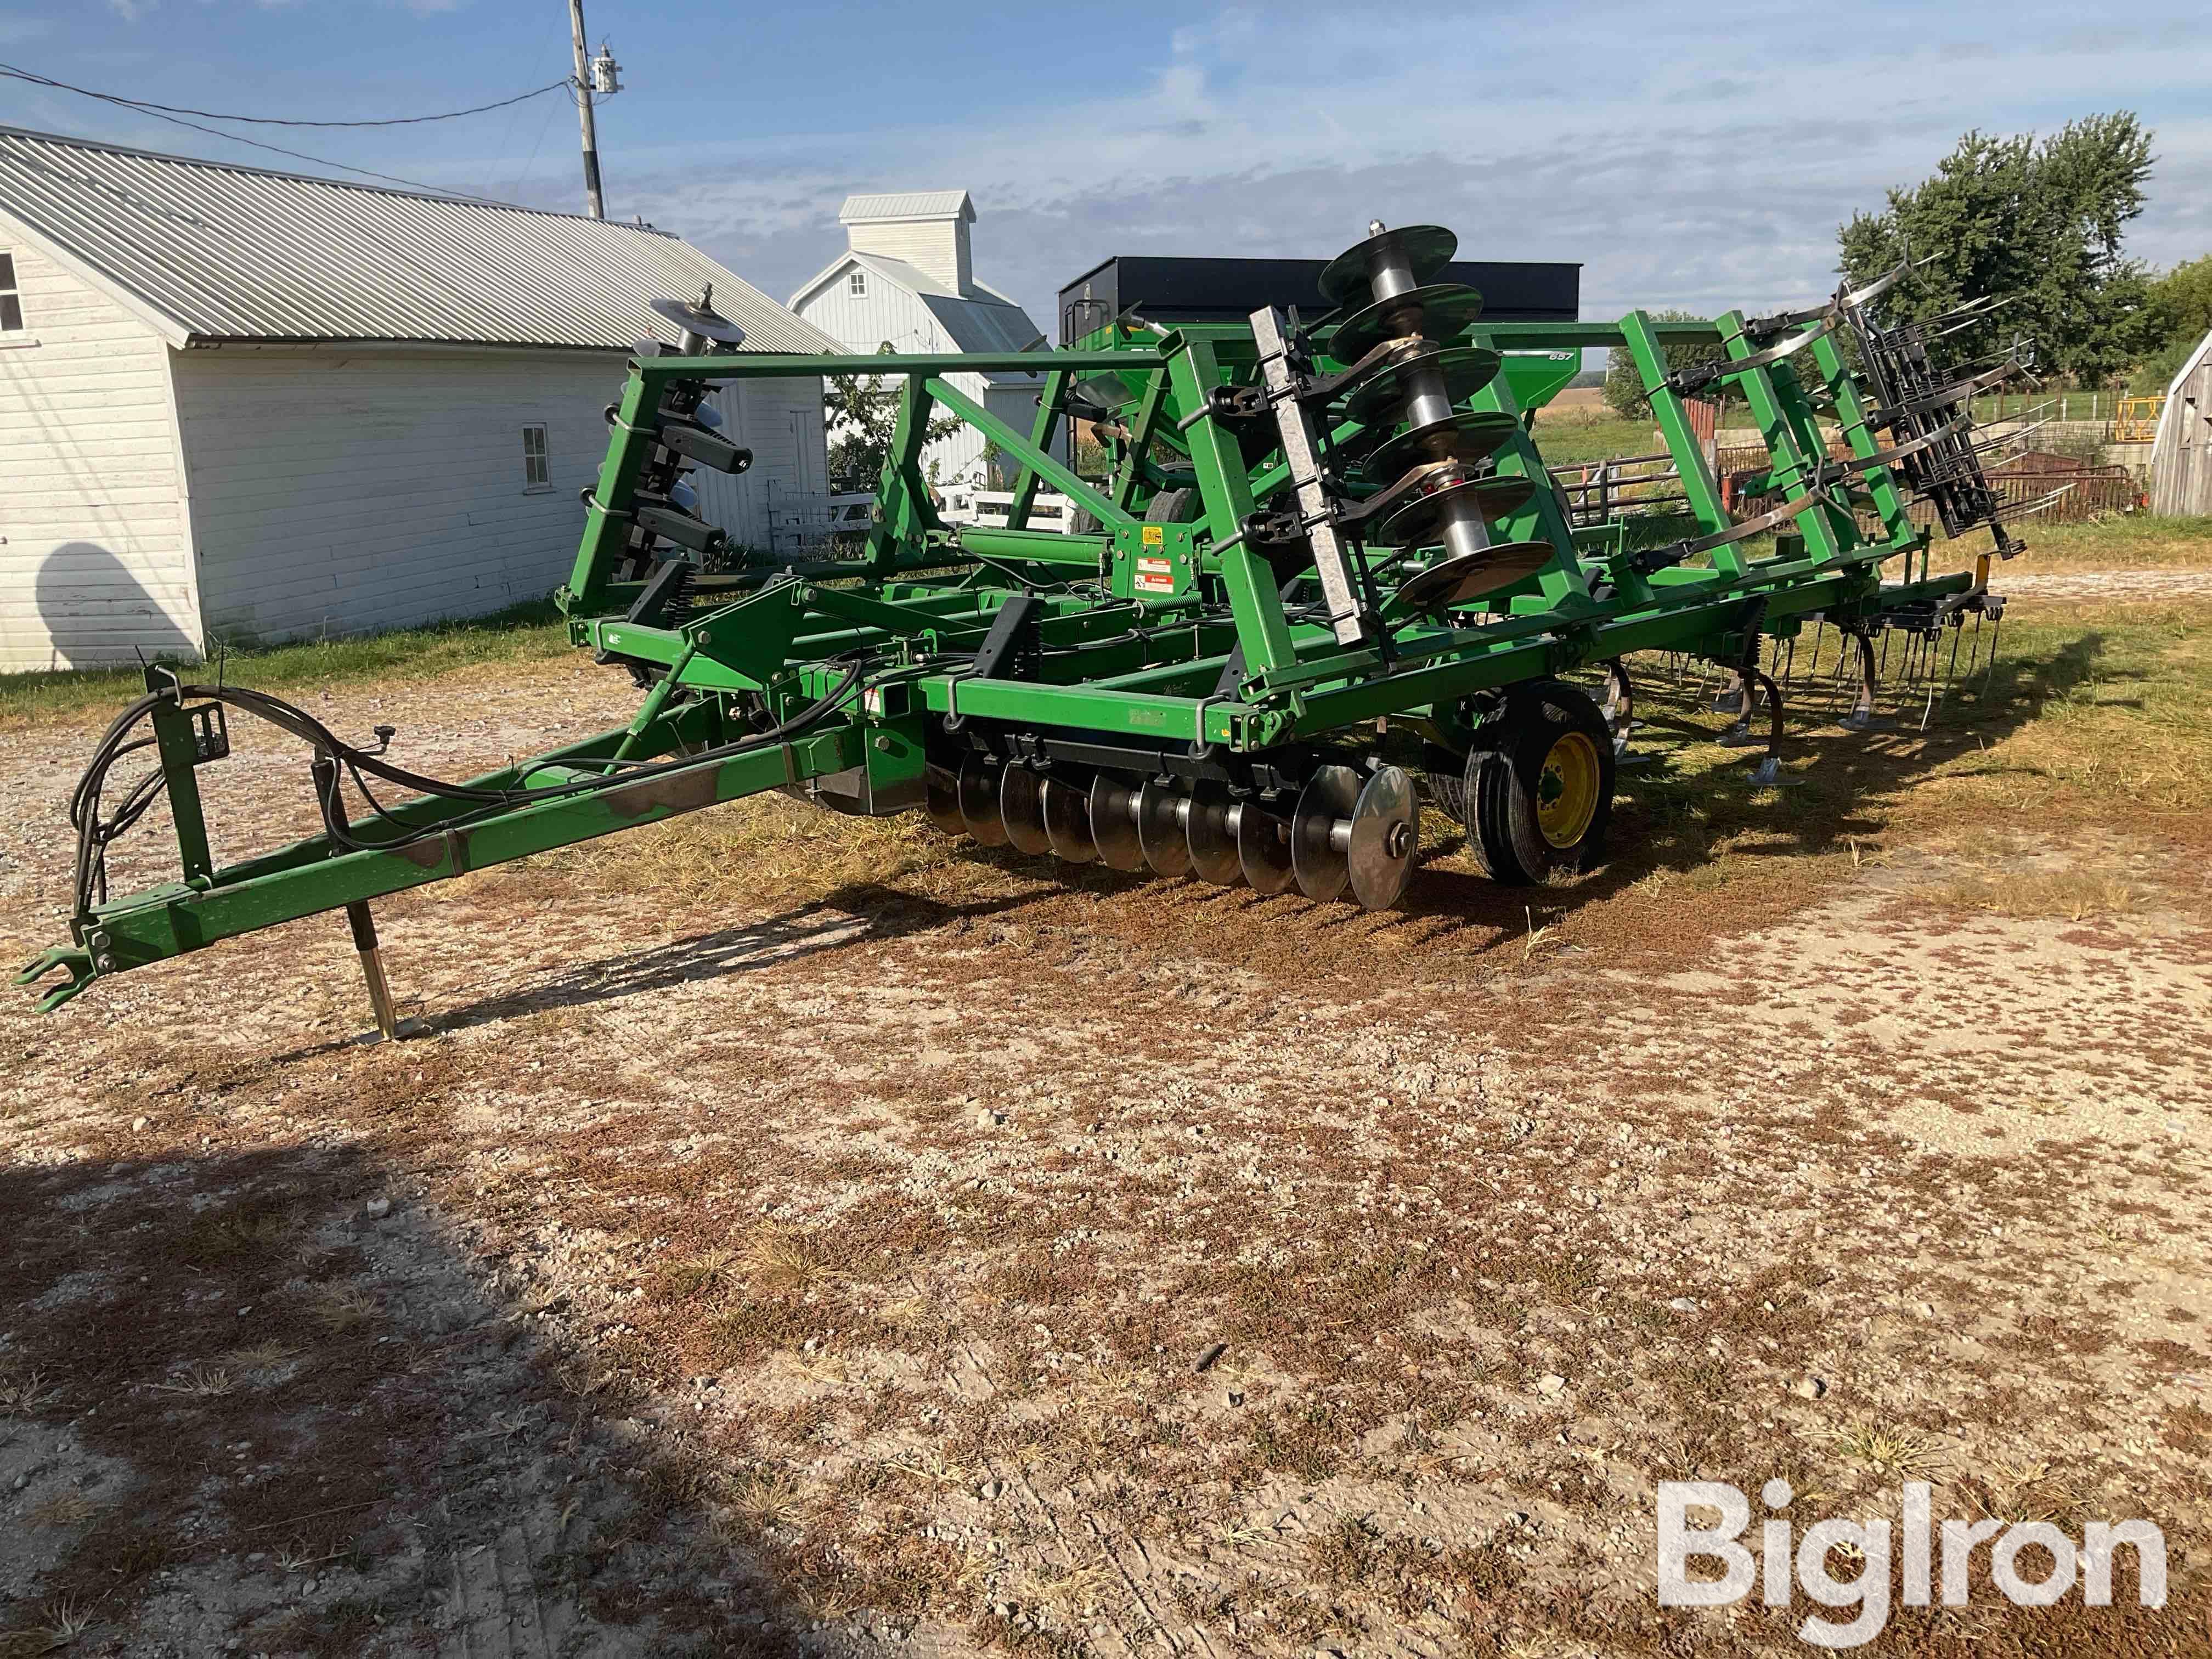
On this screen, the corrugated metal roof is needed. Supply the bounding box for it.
[0,126,843,353]
[838,190,973,224]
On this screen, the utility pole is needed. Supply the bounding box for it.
[567,0,604,218]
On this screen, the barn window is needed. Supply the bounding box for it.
[0,253,21,332]
[521,424,549,488]
[848,268,866,296]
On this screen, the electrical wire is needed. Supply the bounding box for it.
[0,61,572,129]
[1,61,557,199]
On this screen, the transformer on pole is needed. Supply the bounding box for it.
[566,0,620,218]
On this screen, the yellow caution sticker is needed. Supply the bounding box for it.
[1141,524,1165,549]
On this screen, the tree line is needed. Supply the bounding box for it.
[1608,111,2207,416]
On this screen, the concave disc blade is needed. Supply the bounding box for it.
[1348,765,1418,911]
[1236,800,1297,895]
[957,753,1007,847]
[1041,774,1098,864]
[1387,540,1559,614]
[1291,764,1362,902]
[1373,474,1538,548]
[1184,780,1245,886]
[1136,777,1193,877]
[1354,408,1520,482]
[1340,346,1503,428]
[1089,774,1147,872]
[1000,763,1052,856]
[1317,224,1459,305]
[1326,284,1486,364]
[925,763,964,836]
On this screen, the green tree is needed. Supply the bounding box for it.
[2131,254,2212,389]
[1837,114,2157,386]
[822,370,960,493]
[1601,309,1729,416]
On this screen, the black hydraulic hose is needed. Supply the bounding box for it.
[64,660,873,913]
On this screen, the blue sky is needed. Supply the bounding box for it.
[4,0,2209,340]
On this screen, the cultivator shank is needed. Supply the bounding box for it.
[20,219,2030,1026]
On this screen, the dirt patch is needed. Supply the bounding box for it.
[3,620,2210,1655]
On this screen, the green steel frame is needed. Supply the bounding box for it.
[18,298,1989,1017]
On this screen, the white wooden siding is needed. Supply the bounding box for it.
[0,244,196,670]
[846,221,967,292]
[171,349,622,643]
[796,266,997,487]
[687,376,826,556]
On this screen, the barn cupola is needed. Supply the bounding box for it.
[838,190,975,294]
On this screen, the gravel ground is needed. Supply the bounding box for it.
[2,625,2208,1657]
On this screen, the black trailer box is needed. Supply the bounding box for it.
[1057,255,1580,344]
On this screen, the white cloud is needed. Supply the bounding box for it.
[509,0,2212,333]
[106,0,156,18]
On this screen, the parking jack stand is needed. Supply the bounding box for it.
[345,901,405,1042]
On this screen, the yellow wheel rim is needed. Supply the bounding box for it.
[1535,730,1601,849]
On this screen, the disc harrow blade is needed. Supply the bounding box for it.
[958,754,1007,847]
[1000,763,1052,856]
[1041,774,1099,864]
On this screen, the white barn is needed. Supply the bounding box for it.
[0,126,841,672]
[788,191,1051,489]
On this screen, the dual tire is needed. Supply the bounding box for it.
[1429,680,1615,884]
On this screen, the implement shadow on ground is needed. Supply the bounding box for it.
[421,887,1036,1037]
[0,1144,809,1656]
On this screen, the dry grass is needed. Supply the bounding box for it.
[529,791,962,910]
[147,1364,234,1399]
[1825,1419,1948,1482]
[0,1598,93,1658]
[1920,870,2140,921]
[0,1368,55,1417]
[27,1492,100,1529]
[311,1286,380,1333]
[1926,514,2212,575]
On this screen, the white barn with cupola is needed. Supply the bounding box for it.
[0,125,840,672]
[788,190,1052,489]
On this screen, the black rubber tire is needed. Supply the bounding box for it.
[1146,487,1201,523]
[1466,680,1615,884]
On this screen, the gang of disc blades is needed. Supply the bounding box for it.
[1372,473,1539,548]
[1326,283,1486,364]
[1041,774,1099,864]
[1136,777,1194,876]
[1235,800,1297,894]
[1290,764,1362,902]
[1184,780,1245,886]
[1088,774,1147,872]
[1347,765,1419,910]
[1340,346,1504,427]
[1317,224,1459,305]
[1000,763,1053,856]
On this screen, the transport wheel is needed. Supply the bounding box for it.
[1466,680,1614,884]
[1146,487,1200,523]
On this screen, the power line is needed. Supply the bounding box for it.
[0,60,532,199]
[0,61,570,129]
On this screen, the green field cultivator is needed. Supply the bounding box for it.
[20,221,2036,1034]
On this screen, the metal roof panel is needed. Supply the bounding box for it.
[0,126,843,354]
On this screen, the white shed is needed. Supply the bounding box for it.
[788,190,1052,489]
[2149,327,2212,518]
[0,125,843,672]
